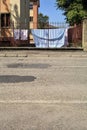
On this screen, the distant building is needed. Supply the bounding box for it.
[0,0,40,46]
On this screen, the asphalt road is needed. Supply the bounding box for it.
[0,50,87,130]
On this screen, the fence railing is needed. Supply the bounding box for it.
[0,21,82,47]
[68,24,82,47]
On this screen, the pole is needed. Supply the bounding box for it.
[0,0,1,37]
[28,0,30,44]
[48,21,49,48]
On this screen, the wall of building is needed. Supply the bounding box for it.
[0,0,39,46]
[10,0,20,28]
[1,0,10,13]
[33,1,38,29]
[0,0,10,38]
[1,0,30,28]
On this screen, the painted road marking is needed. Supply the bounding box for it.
[0,100,87,104]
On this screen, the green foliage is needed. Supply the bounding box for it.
[38,13,49,28]
[56,0,87,25]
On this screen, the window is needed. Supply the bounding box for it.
[1,13,10,27]
[29,2,33,9]
[30,17,33,22]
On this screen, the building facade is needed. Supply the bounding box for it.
[0,0,40,46]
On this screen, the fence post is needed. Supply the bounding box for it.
[48,21,49,48]
[82,18,87,51]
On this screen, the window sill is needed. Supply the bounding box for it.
[1,27,11,29]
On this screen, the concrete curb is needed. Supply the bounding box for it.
[0,47,83,51]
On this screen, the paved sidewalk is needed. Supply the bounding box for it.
[0,50,86,57]
[0,51,87,130]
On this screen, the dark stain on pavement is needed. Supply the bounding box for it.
[0,75,36,83]
[7,63,51,69]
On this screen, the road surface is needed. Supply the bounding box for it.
[0,50,87,130]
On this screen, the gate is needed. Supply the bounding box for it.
[31,22,68,48]
[31,22,82,48]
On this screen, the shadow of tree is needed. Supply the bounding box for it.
[12,4,20,27]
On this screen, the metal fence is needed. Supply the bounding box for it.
[68,24,82,47]
[0,22,82,47]
[13,22,30,47]
[0,22,14,47]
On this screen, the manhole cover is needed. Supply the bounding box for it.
[7,63,51,69]
[0,75,36,83]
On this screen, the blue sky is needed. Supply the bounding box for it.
[39,0,66,23]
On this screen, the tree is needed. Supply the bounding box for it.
[56,0,87,25]
[38,13,49,28]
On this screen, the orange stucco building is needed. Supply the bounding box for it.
[0,0,40,46]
